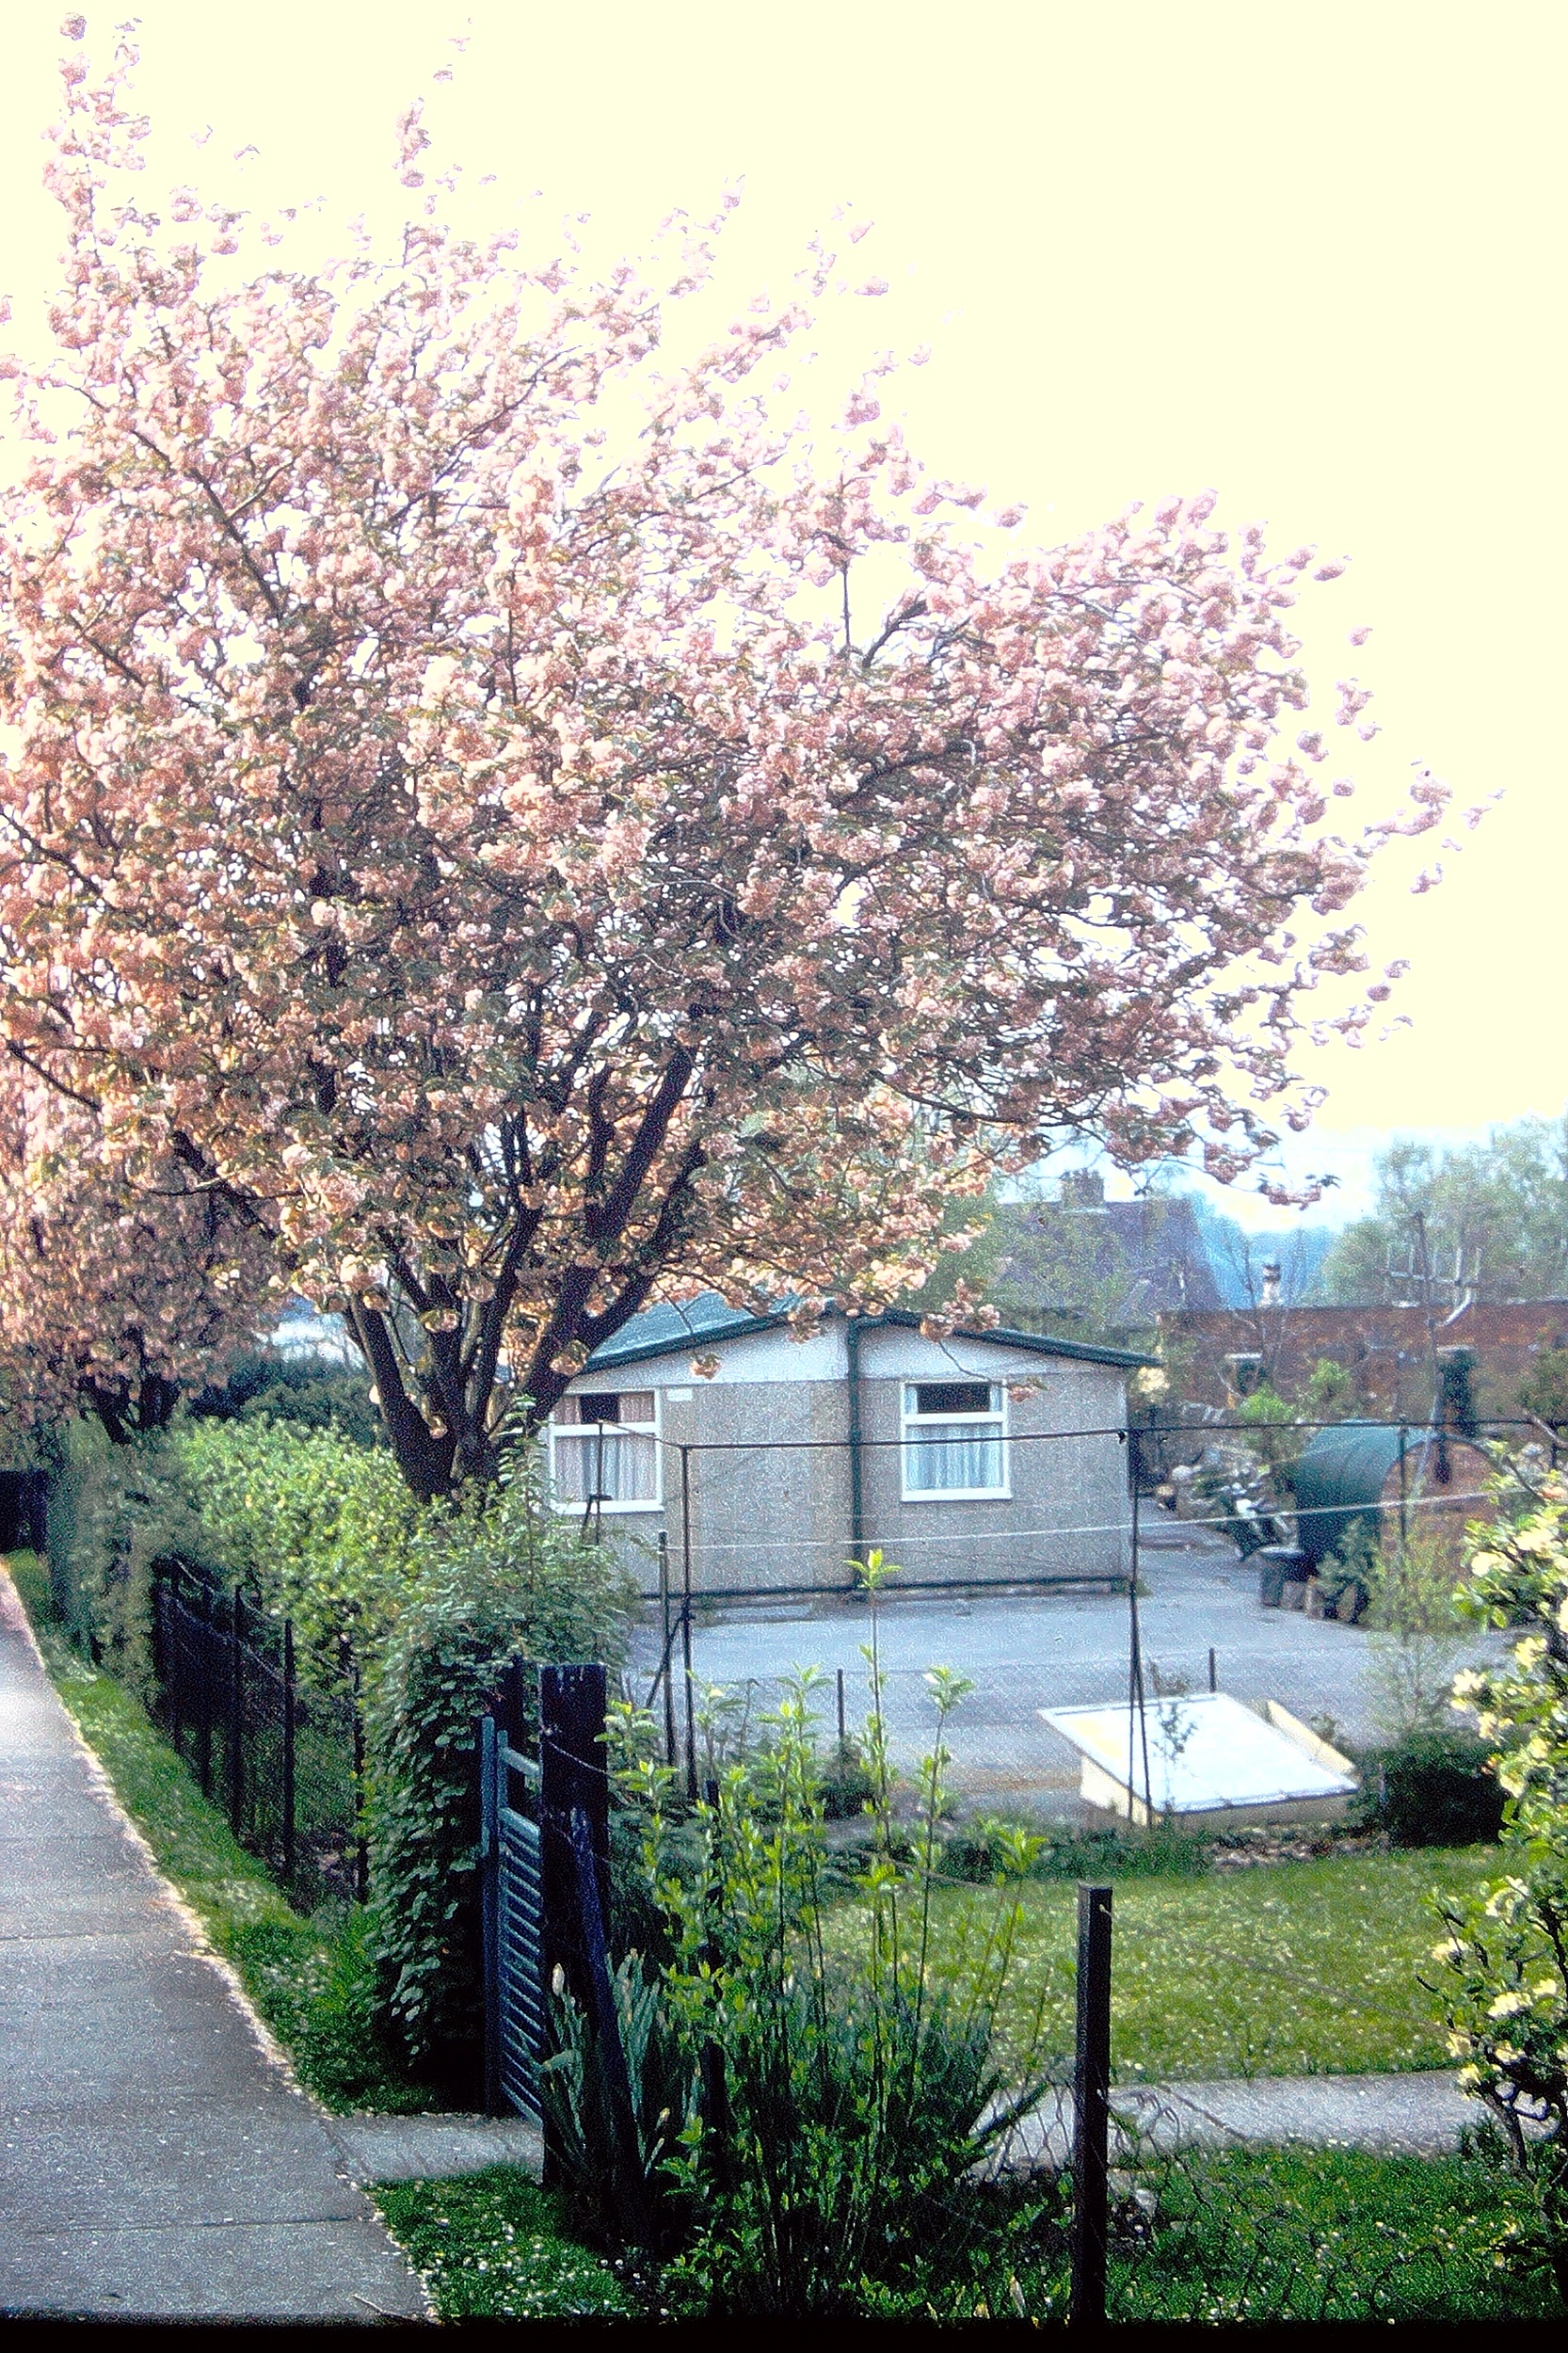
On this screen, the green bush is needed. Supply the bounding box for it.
[1358,1727,1504,1848]
[1320,1519,1380,1622]
[819,1734,875,1819]
[368,1458,634,2080]
[171,1416,423,1692]
[42,1421,222,1693]
[188,1347,384,1448]
[1432,1476,1568,2300]
[939,1815,1208,1886]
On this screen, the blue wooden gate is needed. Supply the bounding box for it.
[480,1715,545,2121]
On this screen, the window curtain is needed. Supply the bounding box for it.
[904,1424,1004,1493]
[552,1428,658,1503]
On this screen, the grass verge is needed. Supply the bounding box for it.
[370,2169,641,2319]
[5,1549,429,2115]
[368,2147,1557,2322]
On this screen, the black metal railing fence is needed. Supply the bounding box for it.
[150,1561,366,1906]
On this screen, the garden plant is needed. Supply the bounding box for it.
[1432,1467,1568,2298]
[547,1573,1067,2316]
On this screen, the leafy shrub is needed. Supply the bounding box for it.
[368,1457,634,2080]
[1429,1467,1568,2299]
[939,1816,1208,1885]
[1366,1525,1470,1739]
[1357,1728,1504,1848]
[819,1734,874,1819]
[1233,1383,1302,1495]
[172,1416,423,1691]
[1518,1345,1568,1433]
[188,1347,384,1448]
[1319,1518,1379,1622]
[551,1636,1063,2316]
[42,1420,221,1691]
[1299,1355,1358,1421]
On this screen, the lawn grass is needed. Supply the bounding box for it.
[902,1843,1502,2081]
[1107,2144,1559,2323]
[370,2168,641,2319]
[368,2146,1557,2322]
[5,1549,430,2115]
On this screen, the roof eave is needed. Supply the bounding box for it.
[583,1301,1152,1376]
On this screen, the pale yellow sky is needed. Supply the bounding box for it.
[1,0,1561,1177]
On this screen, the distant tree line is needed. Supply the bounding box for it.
[1320,1117,1568,1306]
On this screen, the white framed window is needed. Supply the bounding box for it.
[549,1389,662,1512]
[901,1380,1009,1500]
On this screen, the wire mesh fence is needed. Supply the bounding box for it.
[613,1411,1532,1813]
[150,1561,366,1907]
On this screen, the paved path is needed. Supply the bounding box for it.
[0,1570,427,2322]
[993,2068,1480,2172]
[324,2070,1478,2193]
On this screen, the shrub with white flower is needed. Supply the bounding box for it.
[1427,1472,1568,2298]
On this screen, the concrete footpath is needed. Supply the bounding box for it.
[322,2071,1477,2193]
[991,2068,1481,2174]
[0,1569,426,2322]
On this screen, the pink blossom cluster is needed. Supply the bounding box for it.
[0,32,1447,1492]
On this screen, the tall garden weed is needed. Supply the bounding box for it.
[551,1555,1064,2315]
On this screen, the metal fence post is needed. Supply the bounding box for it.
[196,1577,213,1797]
[150,1565,165,1712]
[350,1650,369,1903]
[229,1585,246,1837]
[539,1661,609,2177]
[1071,1881,1113,2327]
[680,1446,697,1801]
[540,1663,610,1950]
[569,1801,644,2240]
[281,1617,297,1885]
[657,1529,677,1769]
[479,1714,503,2118]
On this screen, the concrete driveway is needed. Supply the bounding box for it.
[631,1521,1502,1814]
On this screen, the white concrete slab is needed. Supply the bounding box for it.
[1041,1691,1358,1821]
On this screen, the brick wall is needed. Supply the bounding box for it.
[1160,1299,1568,1423]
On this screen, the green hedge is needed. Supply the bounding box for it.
[1355,1727,1505,1848]
[35,1413,634,2081]
[370,1464,635,2080]
[173,1415,424,1691]
[43,1419,222,1693]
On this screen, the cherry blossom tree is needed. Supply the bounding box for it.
[0,1060,267,1442]
[0,29,1446,1495]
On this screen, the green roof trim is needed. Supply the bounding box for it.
[583,1294,1151,1375]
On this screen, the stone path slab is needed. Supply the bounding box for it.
[1133,2068,1477,2155]
[329,2112,545,2185]
[993,2067,1480,2173]
[324,2072,1471,2192]
[0,1568,427,2321]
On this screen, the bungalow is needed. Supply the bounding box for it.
[545,1296,1147,1595]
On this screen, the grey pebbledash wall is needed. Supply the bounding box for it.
[550,1315,1135,1597]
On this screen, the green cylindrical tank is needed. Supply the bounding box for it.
[1291,1420,1496,1571]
